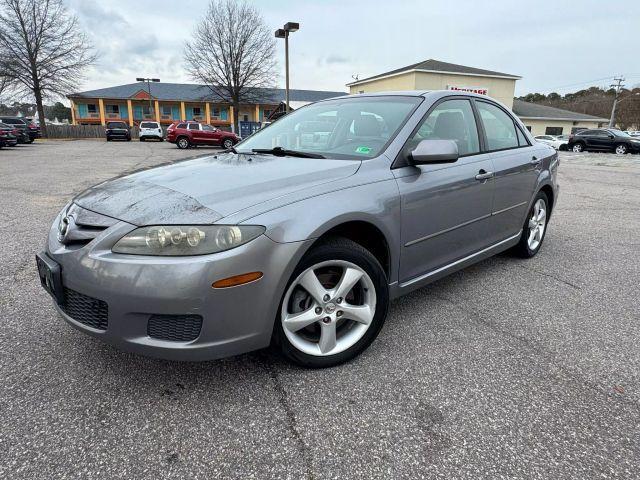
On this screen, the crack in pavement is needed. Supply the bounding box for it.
[514,264,581,290]
[265,361,315,480]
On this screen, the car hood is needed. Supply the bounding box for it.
[73,153,361,225]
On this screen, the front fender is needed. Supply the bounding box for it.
[240,178,402,284]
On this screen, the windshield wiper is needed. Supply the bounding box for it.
[252,147,325,159]
[227,146,252,154]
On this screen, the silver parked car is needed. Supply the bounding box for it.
[37,91,558,368]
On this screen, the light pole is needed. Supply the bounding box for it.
[275,22,299,114]
[136,77,160,118]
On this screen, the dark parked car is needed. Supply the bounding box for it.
[23,117,41,138]
[0,117,35,143]
[105,121,131,141]
[0,123,19,147]
[567,128,640,154]
[166,121,241,149]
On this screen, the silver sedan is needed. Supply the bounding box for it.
[37,91,558,368]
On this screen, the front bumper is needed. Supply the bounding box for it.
[44,215,310,361]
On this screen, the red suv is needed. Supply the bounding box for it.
[166,121,241,149]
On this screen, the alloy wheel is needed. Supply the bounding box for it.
[572,144,583,152]
[615,144,627,155]
[281,260,376,356]
[527,199,547,251]
[178,138,189,149]
[223,139,233,149]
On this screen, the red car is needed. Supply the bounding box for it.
[166,121,241,149]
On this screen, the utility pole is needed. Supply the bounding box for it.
[609,76,625,128]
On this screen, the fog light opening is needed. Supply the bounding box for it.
[212,272,263,288]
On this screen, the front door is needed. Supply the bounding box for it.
[394,98,495,283]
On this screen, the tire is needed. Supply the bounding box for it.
[274,237,389,368]
[512,191,550,258]
[140,137,145,142]
[615,144,628,155]
[572,142,584,153]
[126,136,131,142]
[177,137,190,149]
[106,137,111,142]
[222,138,234,149]
[26,138,34,144]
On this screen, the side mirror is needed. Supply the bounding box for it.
[409,139,459,165]
[608,134,614,139]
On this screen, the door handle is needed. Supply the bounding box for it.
[475,170,494,181]
[530,156,541,165]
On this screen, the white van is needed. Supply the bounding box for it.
[139,121,163,141]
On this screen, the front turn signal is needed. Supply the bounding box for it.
[212,272,263,289]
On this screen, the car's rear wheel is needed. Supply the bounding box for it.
[140,137,145,142]
[222,138,234,149]
[275,237,389,368]
[572,143,584,152]
[177,137,190,149]
[615,144,628,155]
[512,191,549,258]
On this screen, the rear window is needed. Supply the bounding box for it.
[140,122,158,129]
[107,122,127,128]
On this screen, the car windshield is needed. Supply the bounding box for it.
[237,96,422,159]
[140,122,157,128]
[610,129,630,137]
[107,122,127,128]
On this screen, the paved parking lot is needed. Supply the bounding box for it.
[1,140,639,479]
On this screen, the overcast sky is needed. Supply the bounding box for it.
[67,0,640,98]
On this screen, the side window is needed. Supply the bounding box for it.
[517,127,529,146]
[407,99,480,156]
[177,123,187,129]
[188,124,199,130]
[477,101,519,151]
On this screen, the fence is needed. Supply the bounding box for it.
[46,124,141,139]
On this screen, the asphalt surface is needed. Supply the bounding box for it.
[1,140,639,479]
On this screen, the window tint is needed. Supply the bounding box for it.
[202,125,215,131]
[408,99,480,156]
[177,123,187,129]
[140,122,158,128]
[517,128,529,146]
[477,102,518,151]
[106,122,126,128]
[577,130,592,136]
[87,104,97,113]
[188,123,199,130]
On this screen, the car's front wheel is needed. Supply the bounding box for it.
[615,144,628,155]
[275,238,389,368]
[177,137,190,149]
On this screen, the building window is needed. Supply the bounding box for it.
[105,104,119,114]
[192,107,202,117]
[525,126,532,132]
[242,114,249,122]
[211,107,220,118]
[358,90,364,94]
[162,105,172,116]
[142,105,152,115]
[545,127,563,135]
[87,104,97,113]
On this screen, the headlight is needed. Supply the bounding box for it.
[112,225,265,256]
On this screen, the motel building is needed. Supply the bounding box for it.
[346,59,609,136]
[67,83,344,135]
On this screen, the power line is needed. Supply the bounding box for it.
[609,76,625,128]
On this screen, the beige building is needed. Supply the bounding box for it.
[347,59,520,108]
[347,59,608,134]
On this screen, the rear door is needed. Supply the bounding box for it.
[474,100,540,243]
[188,123,201,142]
[394,97,495,282]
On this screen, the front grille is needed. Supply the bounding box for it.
[61,288,109,330]
[147,314,203,342]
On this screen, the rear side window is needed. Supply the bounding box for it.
[476,102,519,151]
[188,124,199,130]
[177,123,187,129]
[408,99,480,156]
[140,122,158,129]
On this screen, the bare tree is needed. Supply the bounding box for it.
[185,0,277,133]
[0,0,96,137]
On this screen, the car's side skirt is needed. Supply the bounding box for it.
[391,231,521,298]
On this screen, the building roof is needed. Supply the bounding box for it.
[346,59,521,86]
[512,99,609,122]
[68,82,346,104]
